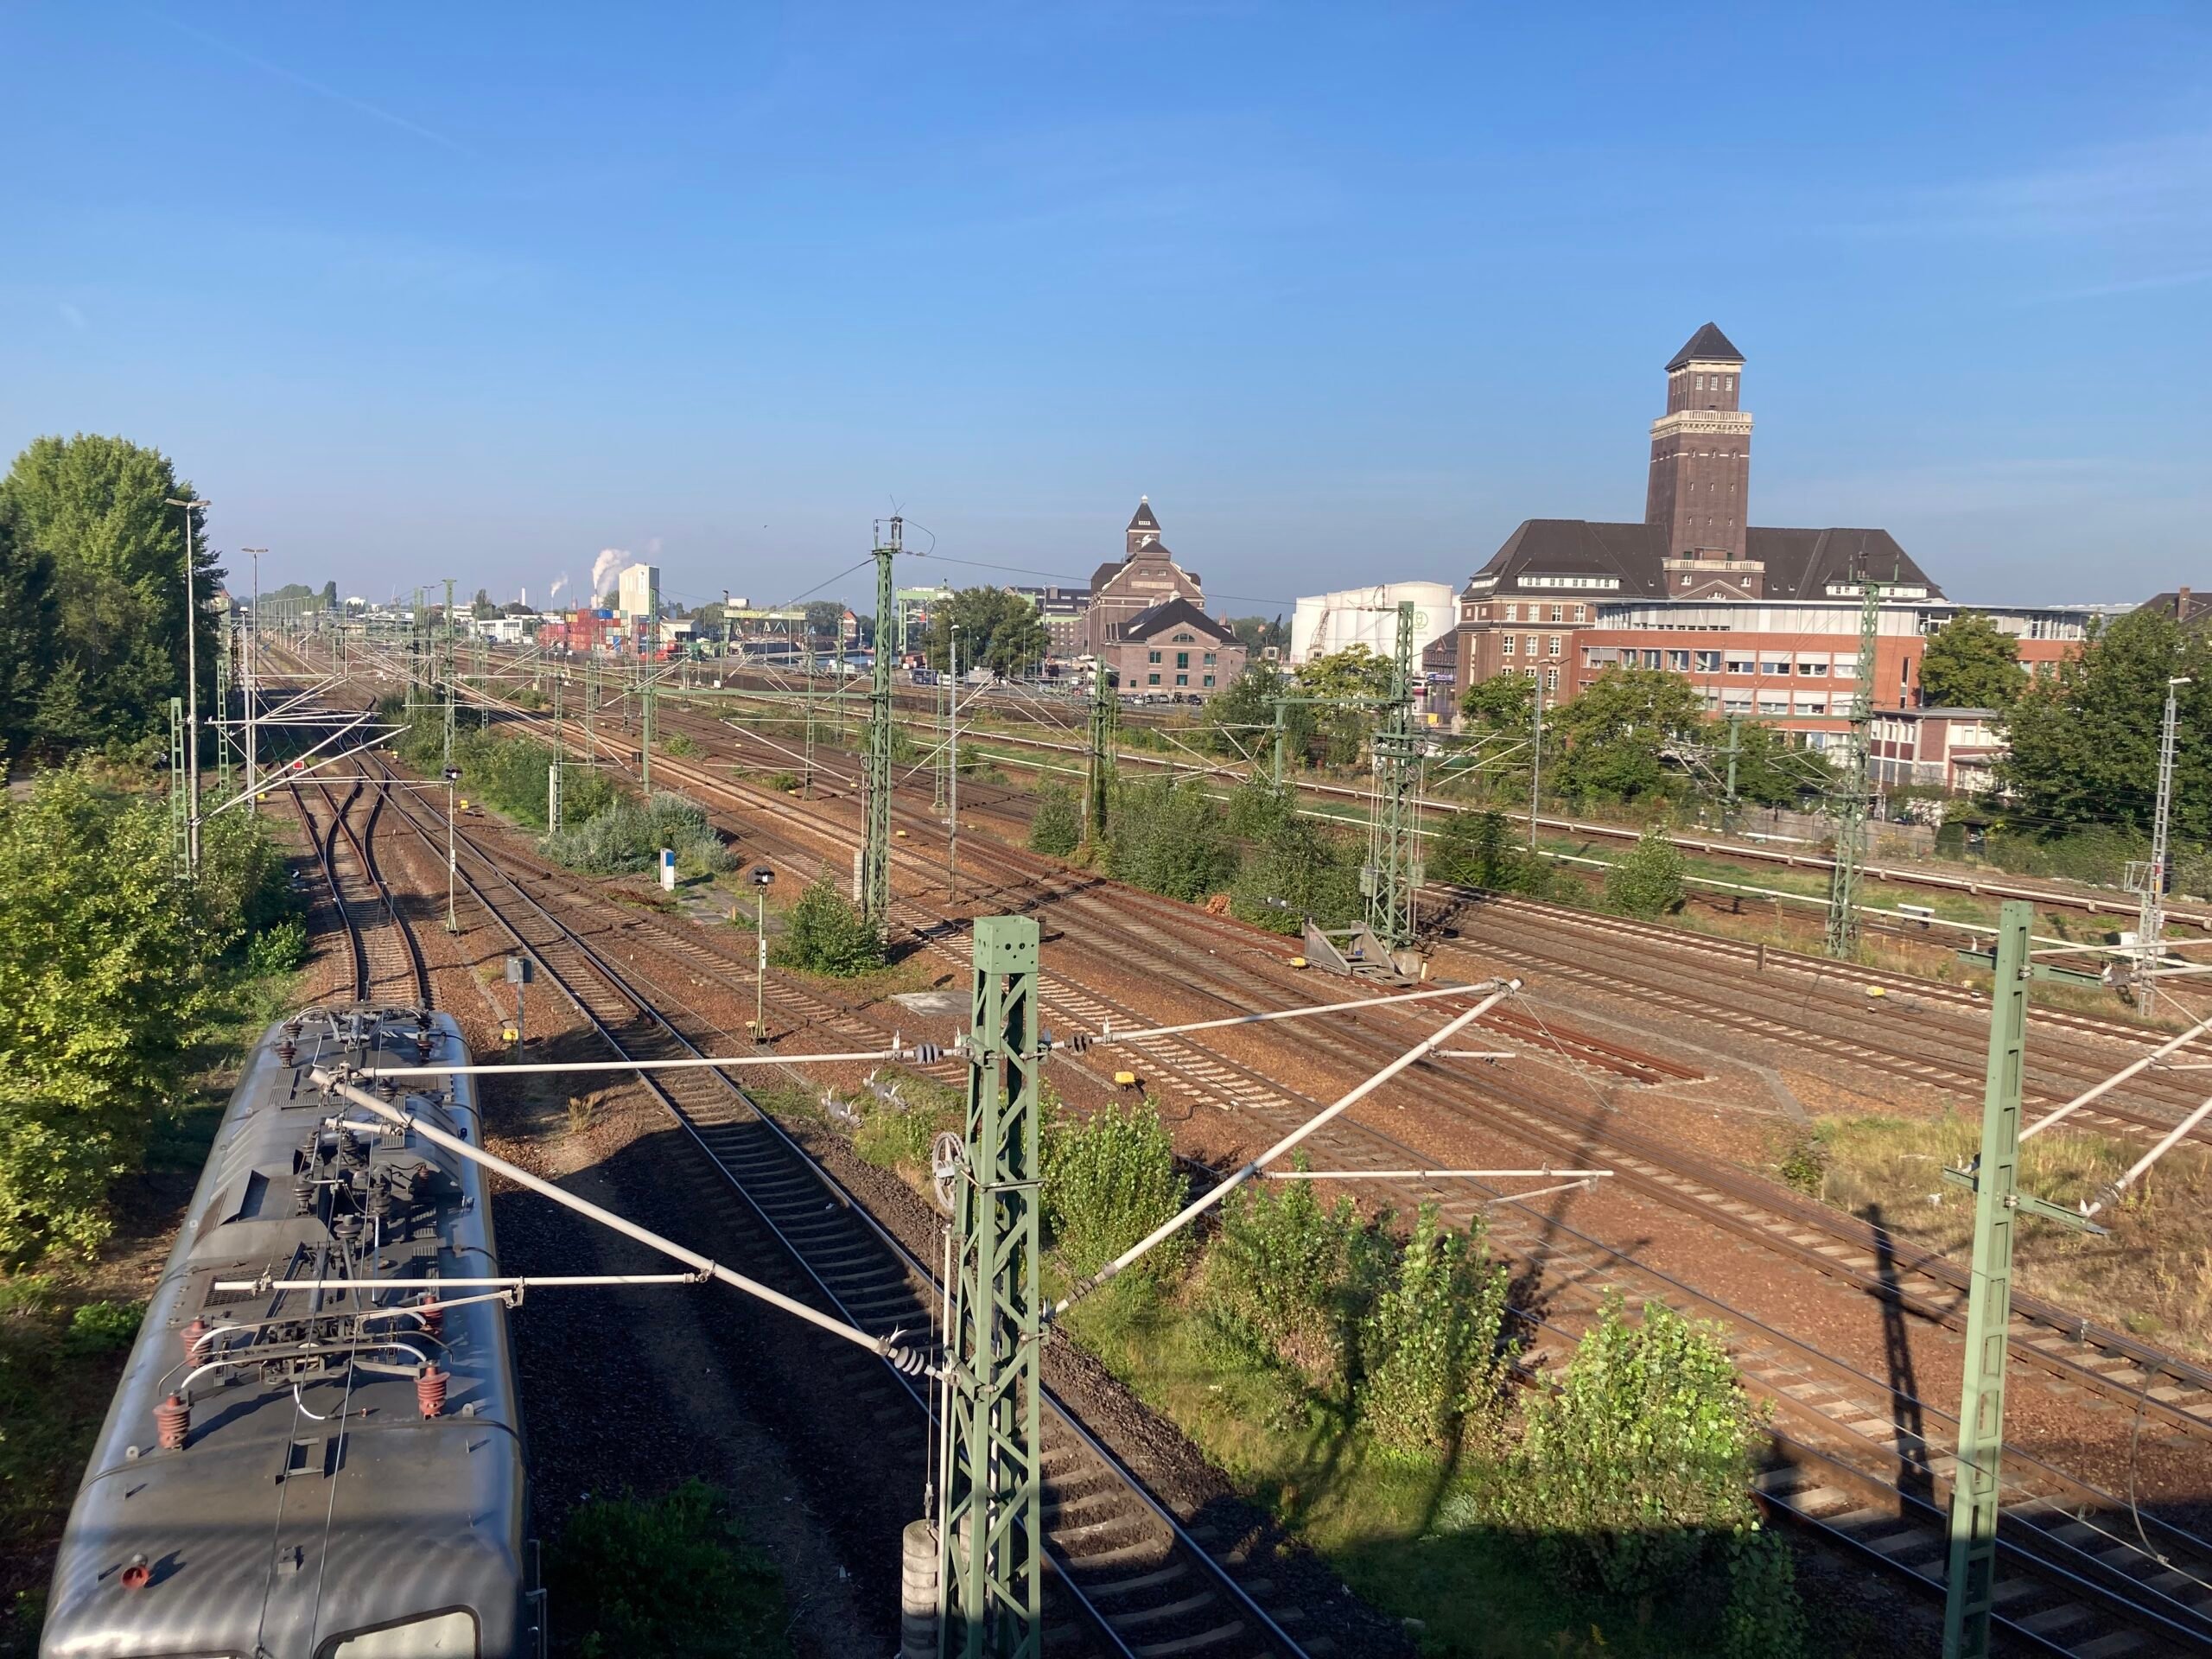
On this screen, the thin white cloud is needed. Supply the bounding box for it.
[1847,130,2212,241]
[153,12,480,159]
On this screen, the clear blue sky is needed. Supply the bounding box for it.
[4,3,2207,613]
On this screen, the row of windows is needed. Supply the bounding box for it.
[1582,647,1857,678]
[1507,665,1562,690]
[1145,650,1217,667]
[1501,635,1563,658]
[1145,671,1217,688]
[1688,374,1737,393]
[1705,690,1834,717]
[1463,602,1590,624]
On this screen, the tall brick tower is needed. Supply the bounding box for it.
[1646,323,1751,563]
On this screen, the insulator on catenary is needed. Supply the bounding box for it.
[908,1043,944,1065]
[416,1365,448,1419]
[884,1344,938,1378]
[156,1395,189,1451]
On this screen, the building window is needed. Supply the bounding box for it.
[1203,652,1216,665]
[1833,658,1857,680]
[1504,603,1519,621]
[1525,636,1539,657]
[1523,665,1539,679]
[1147,650,1161,664]
[1573,605,1586,622]
[1175,673,1188,686]
[1548,636,1562,658]
[1694,649,1722,672]
[1502,635,1516,656]
[1643,650,1662,670]
[1722,692,1753,715]
[1725,654,1756,675]
[1203,674,1215,688]
[1666,649,1690,671]
[1545,667,1560,692]
[1760,658,1790,676]
[1173,632,1194,643]
[1147,672,1160,685]
[1795,696,1828,715]
[1175,652,1189,670]
[1797,657,1828,676]
[1548,605,1564,623]
[1758,696,1789,716]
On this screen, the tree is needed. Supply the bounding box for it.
[1107,776,1237,901]
[1294,645,1395,768]
[1551,667,1705,801]
[1919,611,2023,709]
[1726,720,1827,808]
[1227,614,1287,652]
[1204,663,1309,763]
[320,579,339,611]
[0,499,58,755]
[471,588,496,620]
[1459,673,1536,738]
[1428,808,1525,889]
[1357,1205,1516,1464]
[2001,610,2212,842]
[924,587,1050,678]
[1606,827,1686,918]
[1028,784,1080,856]
[772,879,884,976]
[803,600,846,645]
[0,435,219,752]
[1230,815,1362,932]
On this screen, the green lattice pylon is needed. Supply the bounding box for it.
[939,915,1043,1659]
[1364,600,1424,948]
[1826,574,1882,957]
[168,696,188,878]
[1085,663,1116,842]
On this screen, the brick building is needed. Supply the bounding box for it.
[1106,597,1246,698]
[1088,498,1206,655]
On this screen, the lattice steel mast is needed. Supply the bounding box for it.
[863,518,899,929]
[1363,600,1423,948]
[1825,572,1882,957]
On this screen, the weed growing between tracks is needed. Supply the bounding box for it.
[548,1479,789,1658]
[1805,1114,2212,1361]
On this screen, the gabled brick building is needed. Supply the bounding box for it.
[1088,497,1206,655]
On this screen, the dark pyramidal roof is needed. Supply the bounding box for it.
[1119,595,1235,644]
[1667,323,1745,372]
[1465,520,1941,603]
[1128,496,1161,532]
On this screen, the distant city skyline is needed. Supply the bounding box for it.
[3,5,2207,614]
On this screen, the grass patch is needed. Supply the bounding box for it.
[548,1479,789,1658]
[1805,1113,2212,1360]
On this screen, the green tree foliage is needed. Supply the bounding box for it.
[2001,609,2212,842]
[1204,663,1309,763]
[0,767,290,1258]
[1605,827,1686,918]
[1427,808,1540,891]
[1551,667,1705,801]
[551,1479,790,1659]
[319,580,338,610]
[1230,815,1362,932]
[1726,720,1827,808]
[1042,1098,1188,1279]
[1202,1166,1381,1395]
[1357,1205,1516,1464]
[471,588,496,619]
[1459,673,1536,740]
[1223,778,1294,841]
[1294,646,1395,768]
[1917,610,2024,709]
[1505,1294,1765,1598]
[1107,776,1238,901]
[772,879,884,976]
[924,587,1050,677]
[1226,615,1287,651]
[1027,782,1080,856]
[802,599,846,644]
[0,435,219,753]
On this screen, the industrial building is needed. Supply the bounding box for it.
[1289,582,1457,666]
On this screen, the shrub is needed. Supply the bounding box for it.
[1777,1132,1829,1197]
[1505,1293,1765,1598]
[550,1479,789,1659]
[64,1299,144,1356]
[1723,1527,1808,1659]
[659,731,697,758]
[1028,783,1081,857]
[1357,1205,1516,1464]
[1230,817,1362,933]
[1202,1164,1380,1395]
[1108,776,1238,902]
[1605,827,1685,918]
[1224,779,1295,841]
[245,917,308,976]
[543,799,653,873]
[1044,1099,1187,1280]
[762,769,799,793]
[675,833,733,879]
[772,879,883,976]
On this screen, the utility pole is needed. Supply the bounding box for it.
[948,622,962,902]
[1270,690,1287,790]
[641,671,656,791]
[214,607,233,803]
[1363,601,1423,949]
[938,915,1044,1658]
[163,497,207,874]
[1826,573,1883,958]
[1940,902,2105,1658]
[1526,676,1544,852]
[168,697,188,877]
[803,623,817,800]
[2129,676,2190,1016]
[442,577,458,771]
[1722,714,1741,835]
[1085,661,1116,844]
[242,548,265,812]
[861,518,899,931]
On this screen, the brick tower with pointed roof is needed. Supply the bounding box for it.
[1646,322,1752,565]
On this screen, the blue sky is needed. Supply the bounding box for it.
[3,3,2208,613]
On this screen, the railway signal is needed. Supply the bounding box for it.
[442,766,462,932]
[749,865,775,1042]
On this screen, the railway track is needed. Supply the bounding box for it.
[288,775,432,1007]
[300,674,2212,1652]
[363,760,1320,1659]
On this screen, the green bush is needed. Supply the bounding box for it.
[1505,1293,1767,1599]
[1028,783,1081,857]
[772,879,883,976]
[1357,1205,1516,1465]
[550,1479,789,1658]
[245,917,308,976]
[1605,827,1685,918]
[1202,1164,1380,1395]
[1230,816,1362,933]
[543,798,654,873]
[659,731,697,758]
[1224,779,1295,841]
[63,1299,144,1356]
[1108,776,1238,902]
[1723,1527,1808,1659]
[1043,1099,1188,1280]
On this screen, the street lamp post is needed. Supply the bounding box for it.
[443,767,463,932]
[749,865,775,1042]
[165,496,208,872]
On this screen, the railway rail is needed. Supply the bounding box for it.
[287,774,432,1007]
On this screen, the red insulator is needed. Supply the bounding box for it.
[417,1299,443,1336]
[276,1039,296,1065]
[156,1395,189,1451]
[181,1318,208,1361]
[416,1366,448,1419]
[120,1557,151,1591]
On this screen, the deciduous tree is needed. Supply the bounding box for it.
[1551,667,1704,801]
[925,587,1050,677]
[1918,610,2023,709]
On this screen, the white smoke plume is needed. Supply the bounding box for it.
[589,548,626,602]
[548,574,567,602]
